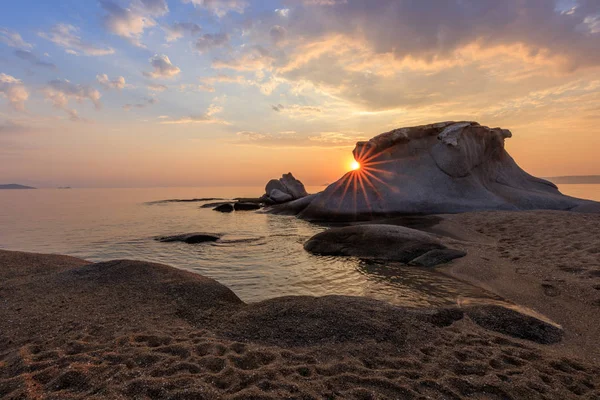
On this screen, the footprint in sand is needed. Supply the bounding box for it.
[541,283,561,297]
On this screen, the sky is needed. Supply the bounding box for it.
[0,0,599,188]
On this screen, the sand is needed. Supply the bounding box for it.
[1,210,600,399]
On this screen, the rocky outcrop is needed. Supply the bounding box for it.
[270,121,599,221]
[304,224,466,265]
[262,173,308,204]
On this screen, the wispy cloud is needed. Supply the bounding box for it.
[123,97,157,110]
[195,33,229,53]
[0,27,33,49]
[0,73,29,111]
[162,22,202,42]
[160,103,228,124]
[143,54,181,79]
[14,50,56,69]
[96,74,127,90]
[182,0,248,17]
[39,24,114,56]
[43,79,102,121]
[100,0,168,47]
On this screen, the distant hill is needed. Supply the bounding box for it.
[0,184,36,189]
[546,176,600,184]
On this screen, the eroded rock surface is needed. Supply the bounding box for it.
[304,224,465,264]
[263,172,308,204]
[270,121,599,221]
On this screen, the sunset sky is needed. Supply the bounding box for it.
[1,0,599,188]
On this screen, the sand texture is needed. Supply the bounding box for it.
[2,210,600,399]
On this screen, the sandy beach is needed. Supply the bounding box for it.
[1,210,600,399]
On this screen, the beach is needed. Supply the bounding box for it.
[2,210,600,399]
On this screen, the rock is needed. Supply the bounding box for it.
[464,305,563,344]
[304,224,446,262]
[409,249,467,267]
[156,233,221,244]
[269,189,293,203]
[263,172,308,204]
[234,202,261,211]
[200,201,232,209]
[268,121,599,221]
[265,179,287,196]
[280,172,309,199]
[213,203,234,213]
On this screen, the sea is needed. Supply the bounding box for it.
[1,184,598,307]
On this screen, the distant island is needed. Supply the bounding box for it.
[547,175,600,184]
[0,184,36,189]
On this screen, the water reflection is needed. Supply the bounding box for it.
[0,187,500,307]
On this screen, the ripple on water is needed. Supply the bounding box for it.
[0,188,501,308]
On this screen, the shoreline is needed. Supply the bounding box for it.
[2,209,600,398]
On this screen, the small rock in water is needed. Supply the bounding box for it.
[156,233,221,244]
[200,201,231,209]
[234,202,261,211]
[214,203,234,213]
[409,249,467,267]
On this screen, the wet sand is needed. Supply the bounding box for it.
[1,210,600,399]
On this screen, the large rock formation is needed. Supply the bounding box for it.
[270,121,599,221]
[262,172,308,204]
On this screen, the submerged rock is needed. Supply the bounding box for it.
[262,172,308,204]
[234,202,261,211]
[269,121,599,221]
[156,233,221,244]
[409,249,467,267]
[213,203,234,213]
[304,224,466,264]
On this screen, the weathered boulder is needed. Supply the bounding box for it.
[213,203,234,213]
[304,224,465,264]
[269,189,293,203]
[262,172,308,204]
[234,202,261,211]
[269,122,599,221]
[156,233,221,244]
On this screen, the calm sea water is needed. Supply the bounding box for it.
[1,184,598,306]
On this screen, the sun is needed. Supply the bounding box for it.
[350,160,361,171]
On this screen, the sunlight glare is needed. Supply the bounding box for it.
[350,160,360,171]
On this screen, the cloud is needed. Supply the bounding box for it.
[212,45,274,71]
[234,129,363,148]
[290,0,600,70]
[96,74,127,90]
[147,83,168,91]
[0,73,29,111]
[43,79,102,121]
[194,33,229,53]
[100,0,168,47]
[143,54,181,79]
[160,103,228,124]
[39,24,114,56]
[271,103,322,115]
[162,22,202,42]
[269,25,287,45]
[182,0,248,17]
[0,27,33,49]
[123,96,158,110]
[14,50,56,69]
